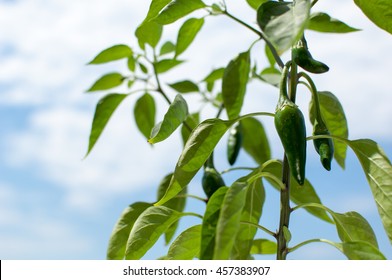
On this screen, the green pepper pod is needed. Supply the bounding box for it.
[274,63,307,185]
[292,47,329,74]
[227,122,243,165]
[202,154,225,198]
[313,122,334,171]
[300,71,334,171]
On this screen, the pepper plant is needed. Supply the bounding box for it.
[85,0,392,260]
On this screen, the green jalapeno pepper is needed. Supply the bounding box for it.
[274,63,307,185]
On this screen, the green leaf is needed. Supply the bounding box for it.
[157,173,187,244]
[354,0,392,34]
[257,0,311,54]
[134,93,156,140]
[241,117,271,164]
[154,0,207,25]
[167,225,201,260]
[107,202,151,260]
[343,138,392,244]
[200,187,228,260]
[85,94,128,156]
[214,180,248,259]
[263,160,333,223]
[203,67,225,83]
[175,18,204,57]
[181,112,200,145]
[143,0,172,23]
[86,73,124,92]
[125,206,184,260]
[307,12,360,33]
[149,94,188,144]
[231,178,265,259]
[250,239,277,255]
[88,45,133,65]
[168,80,199,93]
[222,51,250,120]
[127,56,136,72]
[258,67,281,87]
[331,211,378,248]
[160,41,176,56]
[246,0,267,10]
[265,42,276,67]
[310,91,348,169]
[154,59,184,73]
[135,21,163,49]
[155,119,234,206]
[138,62,149,74]
[341,241,386,260]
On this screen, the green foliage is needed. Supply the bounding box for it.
[86,73,124,92]
[354,0,392,35]
[86,0,392,260]
[134,93,156,140]
[307,12,360,33]
[88,45,133,64]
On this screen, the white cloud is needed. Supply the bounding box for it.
[0,183,93,259]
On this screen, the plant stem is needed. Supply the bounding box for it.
[240,221,277,238]
[288,238,337,253]
[311,0,319,8]
[222,9,284,69]
[276,155,291,260]
[276,62,298,260]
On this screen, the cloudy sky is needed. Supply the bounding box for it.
[0,0,391,259]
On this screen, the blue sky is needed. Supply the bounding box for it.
[0,0,391,259]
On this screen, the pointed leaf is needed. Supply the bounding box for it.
[307,12,360,33]
[250,239,277,255]
[342,138,392,244]
[160,41,176,56]
[157,173,187,244]
[203,67,225,83]
[222,51,250,120]
[258,67,281,87]
[85,93,128,156]
[181,112,200,145]
[127,56,136,72]
[354,0,392,34]
[214,180,248,259]
[134,93,156,140]
[263,160,333,223]
[341,241,386,260]
[167,225,202,260]
[310,91,348,169]
[241,117,271,164]
[88,45,133,65]
[200,187,228,260]
[246,0,267,10]
[125,206,184,260]
[231,178,266,259]
[135,21,163,49]
[107,202,151,260]
[155,118,234,205]
[175,17,204,57]
[169,80,199,93]
[331,211,378,248]
[149,94,188,144]
[154,59,184,73]
[143,0,172,22]
[257,0,311,53]
[154,0,207,25]
[86,73,124,92]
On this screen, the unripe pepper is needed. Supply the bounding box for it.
[292,39,329,74]
[300,71,334,171]
[274,63,307,185]
[313,121,334,171]
[202,153,225,198]
[227,122,243,165]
